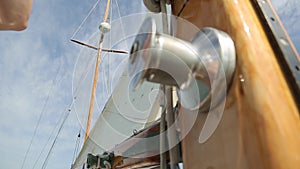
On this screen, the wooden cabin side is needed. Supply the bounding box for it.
[172,0,300,169]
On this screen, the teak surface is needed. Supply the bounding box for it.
[172,0,300,169]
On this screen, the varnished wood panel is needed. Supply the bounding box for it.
[172,0,300,169]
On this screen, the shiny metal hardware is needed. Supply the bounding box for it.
[128,17,236,112]
[143,0,161,13]
[99,22,111,33]
[86,152,114,169]
[143,0,171,13]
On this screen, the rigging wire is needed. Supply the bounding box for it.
[71,0,104,97]
[98,0,127,97]
[70,0,147,167]
[71,128,82,166]
[115,0,128,49]
[71,0,101,39]
[84,0,112,142]
[102,57,109,97]
[40,99,76,169]
[107,0,113,95]
[101,0,114,97]
[32,55,97,168]
[32,99,72,169]
[20,63,62,169]
[72,53,97,97]
[71,0,128,98]
[23,1,117,168]
[33,60,95,169]
[101,0,113,97]
[71,0,113,98]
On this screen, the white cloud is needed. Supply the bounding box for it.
[0,0,90,168]
[0,0,147,169]
[1,0,297,169]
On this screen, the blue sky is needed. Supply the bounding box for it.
[0,0,145,169]
[272,0,300,50]
[0,0,299,169]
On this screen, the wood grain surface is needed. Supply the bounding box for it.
[172,0,300,169]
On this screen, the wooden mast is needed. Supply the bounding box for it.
[84,0,111,142]
[105,0,300,169]
[171,0,300,169]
